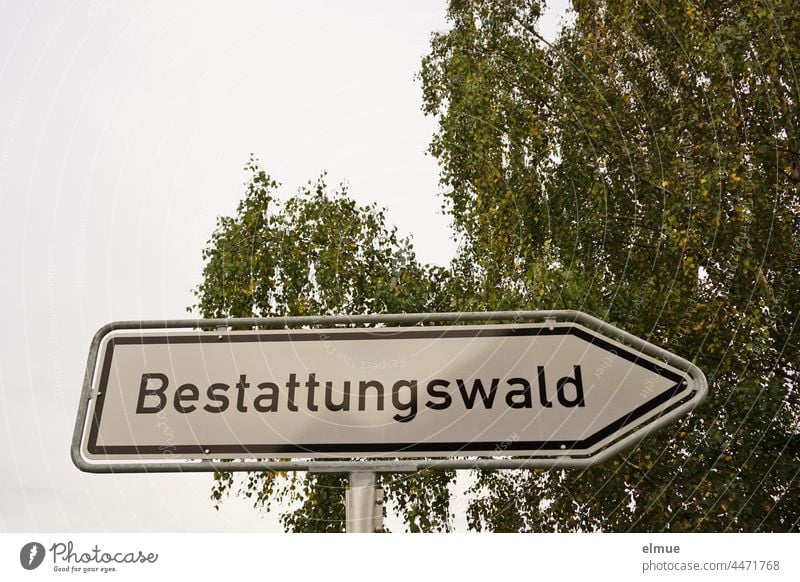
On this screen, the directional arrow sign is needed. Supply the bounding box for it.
[72,314,706,471]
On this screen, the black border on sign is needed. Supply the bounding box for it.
[86,326,688,457]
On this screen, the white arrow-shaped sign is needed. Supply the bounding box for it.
[72,313,706,471]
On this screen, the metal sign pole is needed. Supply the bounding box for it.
[345,472,383,533]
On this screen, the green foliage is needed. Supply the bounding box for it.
[194,159,456,531]
[196,0,798,532]
[419,0,799,531]
[194,157,447,320]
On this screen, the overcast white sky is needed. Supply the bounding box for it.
[0,0,569,532]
